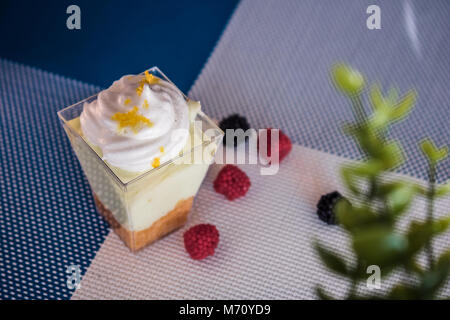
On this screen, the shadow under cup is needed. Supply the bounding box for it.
[57,67,223,252]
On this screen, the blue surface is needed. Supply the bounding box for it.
[0,0,237,300]
[0,0,239,92]
[0,60,105,299]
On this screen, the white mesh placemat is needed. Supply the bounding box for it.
[72,145,450,299]
[72,0,450,299]
[190,0,450,183]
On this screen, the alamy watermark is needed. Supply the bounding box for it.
[366,5,381,30]
[168,123,282,175]
[66,5,81,30]
[366,265,381,290]
[66,5,381,31]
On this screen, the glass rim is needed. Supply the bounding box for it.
[57,66,224,189]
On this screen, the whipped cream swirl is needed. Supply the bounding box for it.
[80,74,190,172]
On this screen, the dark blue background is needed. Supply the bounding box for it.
[0,0,238,91]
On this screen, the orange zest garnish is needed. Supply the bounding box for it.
[124,98,131,105]
[136,81,145,96]
[111,106,153,133]
[136,71,160,96]
[152,157,160,168]
[159,146,164,153]
[143,99,149,109]
[145,70,159,85]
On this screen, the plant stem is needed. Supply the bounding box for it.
[350,95,368,125]
[425,163,436,270]
[347,279,357,299]
[347,261,361,299]
[368,176,378,201]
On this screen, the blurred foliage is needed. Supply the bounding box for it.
[316,63,450,299]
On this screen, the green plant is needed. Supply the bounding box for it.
[315,63,450,299]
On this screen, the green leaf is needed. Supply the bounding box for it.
[386,88,399,105]
[390,90,416,122]
[352,161,384,177]
[341,166,361,195]
[412,182,450,198]
[370,108,391,130]
[335,200,382,233]
[341,160,387,195]
[436,181,450,197]
[369,85,392,130]
[407,217,450,256]
[376,181,409,196]
[369,87,415,128]
[369,84,387,111]
[369,85,400,111]
[353,125,385,157]
[315,243,349,276]
[388,284,418,300]
[420,140,435,161]
[403,260,425,276]
[378,141,405,169]
[332,63,365,96]
[316,287,334,300]
[431,217,450,233]
[420,139,449,164]
[436,251,450,271]
[386,183,416,216]
[418,251,450,299]
[353,227,408,267]
[413,184,428,197]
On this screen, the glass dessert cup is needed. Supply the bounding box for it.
[57,67,223,252]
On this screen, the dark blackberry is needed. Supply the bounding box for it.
[219,114,250,147]
[316,191,343,225]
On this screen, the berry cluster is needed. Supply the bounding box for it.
[219,114,251,147]
[316,191,343,225]
[183,224,220,260]
[258,128,292,163]
[184,115,297,260]
[214,165,251,201]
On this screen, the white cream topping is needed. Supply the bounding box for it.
[80,74,189,172]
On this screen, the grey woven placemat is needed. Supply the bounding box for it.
[190,0,449,182]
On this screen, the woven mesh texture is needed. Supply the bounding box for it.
[0,60,107,299]
[190,0,450,182]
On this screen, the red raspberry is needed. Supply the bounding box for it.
[214,165,251,200]
[258,128,292,163]
[183,224,219,260]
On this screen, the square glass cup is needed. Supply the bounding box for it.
[57,67,223,251]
